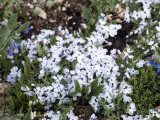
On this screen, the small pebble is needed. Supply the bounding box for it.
[62,7,66,11]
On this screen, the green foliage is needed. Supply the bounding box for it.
[1,93,31,120]
[60,79,68,86]
[102,0,120,13]
[129,66,160,116]
[22,56,40,85]
[91,78,98,89]
[5,83,30,114]
[46,0,55,9]
[82,6,92,23]
[0,112,24,120]
[90,79,104,96]
[81,0,101,32]
[0,108,31,120]
[69,79,104,104]
[36,44,48,57]
[1,0,160,119]
[92,85,104,96]
[59,107,72,120]
[0,0,22,19]
[0,51,13,75]
[23,109,31,120]
[0,14,30,51]
[75,80,81,92]
[147,48,160,65]
[99,99,119,120]
[81,84,89,96]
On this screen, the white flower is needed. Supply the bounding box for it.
[125,7,130,22]
[67,109,78,120]
[121,115,135,120]
[81,23,87,29]
[89,114,97,120]
[136,60,147,68]
[89,97,99,112]
[156,25,160,37]
[106,103,115,110]
[148,40,154,45]
[0,19,8,26]
[144,49,149,54]
[153,0,160,4]
[127,103,136,115]
[131,11,139,20]
[17,69,22,78]
[123,94,132,102]
[31,111,36,119]
[25,91,34,96]
[150,109,160,118]
[108,24,122,37]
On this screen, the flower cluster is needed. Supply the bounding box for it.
[7,42,21,59]
[6,66,21,83]
[3,0,160,119]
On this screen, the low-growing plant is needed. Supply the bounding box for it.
[1,0,160,119]
[0,14,30,51]
[128,66,160,116]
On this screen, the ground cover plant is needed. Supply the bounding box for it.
[0,0,160,120]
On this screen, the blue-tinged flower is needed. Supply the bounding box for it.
[24,26,33,34]
[13,42,17,48]
[7,49,12,55]
[156,68,160,77]
[7,42,21,55]
[148,61,160,76]
[151,61,160,76]
[9,44,13,48]
[147,55,160,76]
[148,61,160,68]
[13,42,21,49]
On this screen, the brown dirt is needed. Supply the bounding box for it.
[14,0,91,39]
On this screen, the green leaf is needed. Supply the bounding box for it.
[7,109,12,116]
[8,14,18,30]
[0,111,3,117]
[24,56,31,78]
[75,80,81,92]
[0,26,11,39]
[0,26,12,51]
[19,107,23,114]
[16,22,30,33]
[14,39,21,44]
[59,107,72,120]
[81,85,86,95]
[68,91,76,96]
[59,113,67,120]
[3,116,11,120]
[91,78,98,90]
[13,113,24,119]
[12,35,21,40]
[0,38,12,51]
[60,79,68,86]
[23,108,31,120]
[8,98,15,112]
[91,0,98,7]
[85,85,89,95]
[46,0,55,9]
[82,6,92,22]
[92,85,104,96]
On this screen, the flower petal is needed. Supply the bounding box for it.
[7,49,12,55]
[156,68,160,76]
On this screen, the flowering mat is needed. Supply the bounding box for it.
[0,0,160,120]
